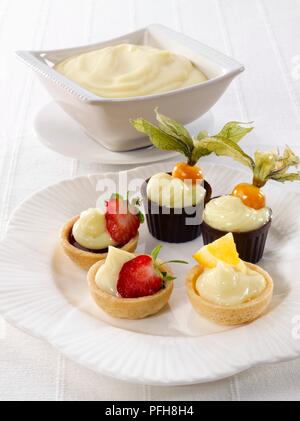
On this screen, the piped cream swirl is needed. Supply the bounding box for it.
[147,173,206,208]
[73,208,117,250]
[203,196,271,232]
[196,262,266,306]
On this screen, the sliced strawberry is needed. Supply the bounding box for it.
[105,198,140,246]
[117,255,163,298]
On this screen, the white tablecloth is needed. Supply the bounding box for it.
[1,0,300,401]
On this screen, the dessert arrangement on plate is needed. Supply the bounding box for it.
[9,25,300,384]
[59,109,300,325]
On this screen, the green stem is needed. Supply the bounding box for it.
[158,260,189,267]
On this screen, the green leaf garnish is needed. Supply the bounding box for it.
[131,112,253,167]
[270,172,300,182]
[151,245,163,262]
[252,146,300,187]
[160,271,177,289]
[150,245,188,288]
[199,137,255,170]
[214,121,254,143]
[155,108,194,152]
[196,130,209,141]
[163,275,177,282]
[137,211,145,224]
[126,195,145,223]
[253,151,277,186]
[190,141,211,164]
[130,119,191,160]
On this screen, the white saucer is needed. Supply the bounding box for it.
[34,102,215,165]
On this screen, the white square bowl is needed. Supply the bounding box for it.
[16,24,244,152]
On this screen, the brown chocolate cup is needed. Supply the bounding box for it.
[141,178,212,243]
[201,214,272,264]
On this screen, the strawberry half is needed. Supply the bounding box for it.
[116,245,187,299]
[105,196,142,246]
[117,255,163,298]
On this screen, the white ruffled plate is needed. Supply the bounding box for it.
[0,162,300,385]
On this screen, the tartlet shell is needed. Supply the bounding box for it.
[87,259,174,320]
[60,216,139,271]
[186,262,273,325]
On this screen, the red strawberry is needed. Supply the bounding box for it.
[105,198,141,246]
[117,255,162,298]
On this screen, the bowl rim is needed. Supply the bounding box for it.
[15,23,245,104]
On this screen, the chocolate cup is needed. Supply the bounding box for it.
[201,199,272,263]
[141,178,212,243]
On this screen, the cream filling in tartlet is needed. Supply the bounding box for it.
[203,196,271,232]
[147,173,206,208]
[196,261,266,306]
[73,208,117,250]
[95,246,134,296]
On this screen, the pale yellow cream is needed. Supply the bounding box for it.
[203,196,271,232]
[73,208,117,250]
[147,173,206,208]
[96,247,135,296]
[54,44,207,98]
[196,262,266,306]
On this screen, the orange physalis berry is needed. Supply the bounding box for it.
[172,162,203,184]
[232,183,266,210]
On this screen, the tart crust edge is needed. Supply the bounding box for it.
[87,259,174,320]
[186,262,274,325]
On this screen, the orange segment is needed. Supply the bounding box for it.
[193,233,240,268]
[172,162,203,184]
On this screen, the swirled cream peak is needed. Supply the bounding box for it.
[203,196,271,232]
[147,173,206,208]
[54,44,207,98]
[196,261,266,306]
[73,208,117,250]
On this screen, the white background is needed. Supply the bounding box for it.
[1,0,300,401]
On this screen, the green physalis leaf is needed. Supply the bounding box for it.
[151,245,163,262]
[270,172,300,182]
[190,141,211,165]
[130,119,191,160]
[272,146,300,175]
[131,113,254,167]
[253,151,277,186]
[155,108,194,152]
[191,122,253,165]
[253,146,300,186]
[214,121,254,143]
[199,137,255,170]
[196,130,209,141]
